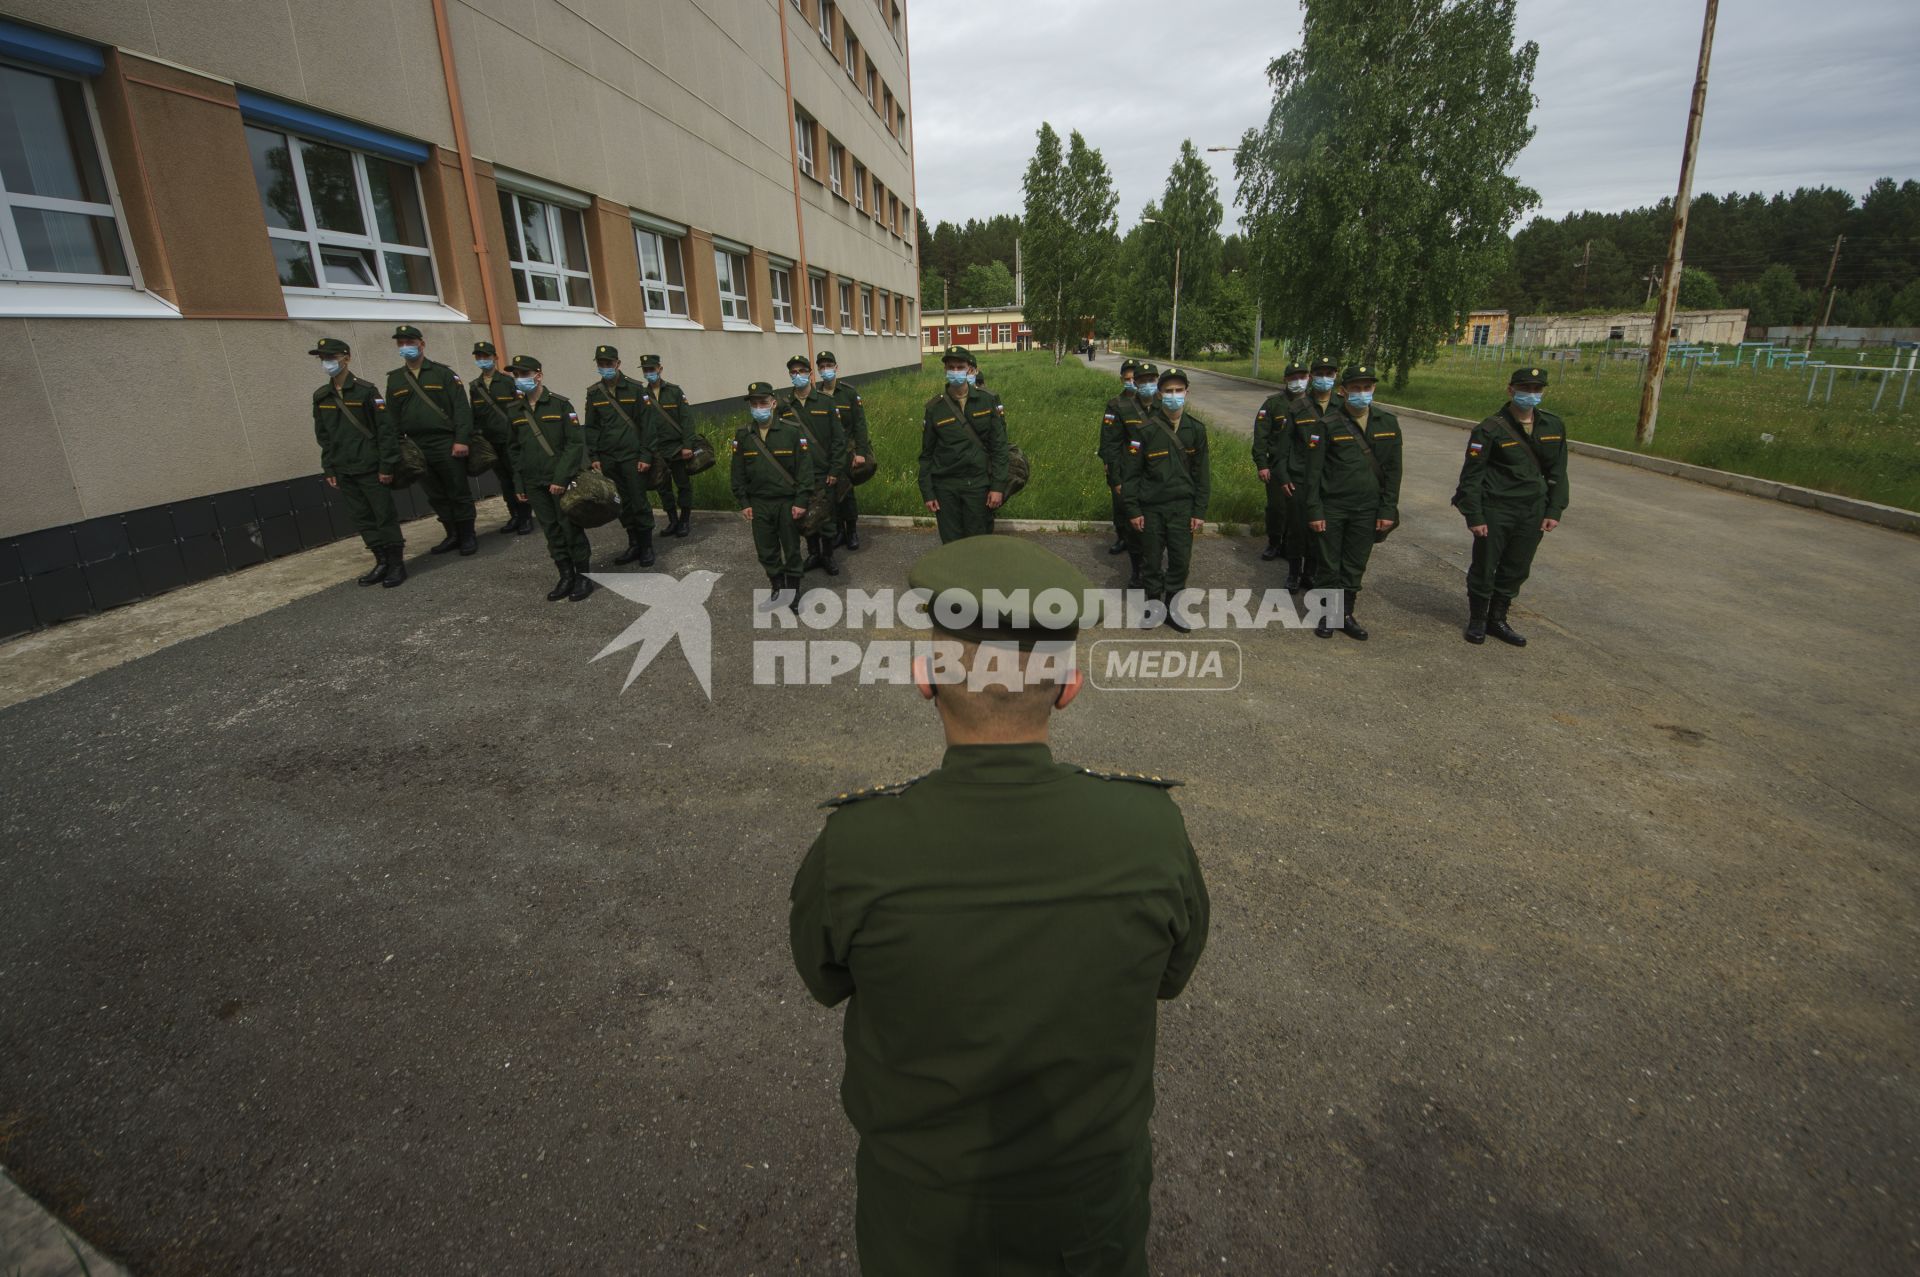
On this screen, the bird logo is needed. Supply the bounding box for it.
[586,569,722,698]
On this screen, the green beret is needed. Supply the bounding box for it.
[941,345,971,363]
[816,350,838,364]
[744,381,776,399]
[1283,362,1309,378]
[507,353,542,372]
[908,537,1097,648]
[1511,365,1549,387]
[594,344,620,362]
[787,352,812,370]
[1340,363,1379,385]
[471,340,496,356]
[391,324,424,342]
[1309,354,1340,372]
[308,336,350,357]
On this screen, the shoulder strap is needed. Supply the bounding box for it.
[517,401,556,457]
[1341,411,1383,483]
[1151,415,1194,476]
[820,775,927,808]
[402,367,452,427]
[475,376,514,431]
[1074,766,1183,788]
[329,381,375,442]
[747,428,797,486]
[591,383,641,434]
[1486,412,1544,474]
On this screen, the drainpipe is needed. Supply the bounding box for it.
[430,0,506,360]
[775,0,815,366]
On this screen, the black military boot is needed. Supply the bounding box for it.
[1465,595,1489,645]
[674,501,691,538]
[1260,540,1282,561]
[843,518,860,551]
[546,566,574,602]
[817,536,839,577]
[1283,557,1303,591]
[1341,590,1369,641]
[457,519,478,556]
[381,545,408,589]
[614,529,645,565]
[803,535,825,572]
[356,548,389,587]
[514,504,535,535]
[1126,552,1144,590]
[639,527,656,568]
[1488,596,1527,647]
[568,569,595,602]
[759,574,785,612]
[778,573,800,614]
[1108,536,1128,555]
[429,521,461,554]
[495,505,519,534]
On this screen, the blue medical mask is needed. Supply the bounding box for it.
[398,344,421,361]
[1311,375,1335,391]
[819,367,837,381]
[598,366,618,381]
[791,372,811,388]
[965,371,977,385]
[750,405,774,423]
[1346,389,1375,408]
[514,376,538,394]
[1136,381,1158,397]
[475,358,494,372]
[1160,392,1186,412]
[945,369,969,386]
[1512,391,1544,409]
[320,359,342,377]
[644,370,661,383]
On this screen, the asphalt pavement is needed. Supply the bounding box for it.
[1,377,1916,1273]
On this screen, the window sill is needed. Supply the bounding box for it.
[815,325,838,336]
[0,282,182,319]
[519,308,614,328]
[774,321,804,335]
[282,294,467,323]
[721,318,762,334]
[643,313,704,331]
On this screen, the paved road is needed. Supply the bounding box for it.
[1,378,1916,1273]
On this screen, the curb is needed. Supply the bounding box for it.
[0,1166,129,1276]
[851,513,1260,538]
[1183,365,1920,536]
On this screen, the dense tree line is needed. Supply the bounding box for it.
[917,211,1023,310]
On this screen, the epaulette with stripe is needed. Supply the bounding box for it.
[1075,767,1182,788]
[820,775,927,809]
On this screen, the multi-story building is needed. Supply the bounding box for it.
[0,0,918,633]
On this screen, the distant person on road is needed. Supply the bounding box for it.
[789,534,1209,1277]
[308,337,405,589]
[1099,357,1148,588]
[1121,365,1211,632]
[1451,366,1570,646]
[1302,362,1402,640]
[1252,361,1310,564]
[918,345,1008,543]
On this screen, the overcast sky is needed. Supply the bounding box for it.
[907,0,1920,234]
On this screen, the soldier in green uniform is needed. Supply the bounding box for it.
[1452,366,1570,647]
[384,324,478,557]
[1252,362,1309,562]
[467,340,534,536]
[503,354,594,603]
[918,345,1008,544]
[1302,363,1403,641]
[1099,358,1148,587]
[1121,365,1211,632]
[731,380,814,603]
[308,337,406,589]
[789,534,1209,1277]
[814,351,872,551]
[581,344,661,568]
[1279,355,1344,592]
[639,354,695,538]
[775,353,848,576]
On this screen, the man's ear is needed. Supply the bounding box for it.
[1054,665,1084,711]
[912,653,936,702]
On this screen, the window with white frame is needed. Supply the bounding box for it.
[794,109,816,180]
[844,33,858,80]
[246,123,436,298]
[852,161,866,211]
[633,223,689,318]
[808,273,828,328]
[861,286,873,332]
[0,63,134,285]
[995,323,1010,344]
[818,0,835,46]
[769,263,795,327]
[838,279,854,329]
[867,66,878,109]
[897,105,907,141]
[876,292,889,333]
[827,141,844,198]
[497,188,592,309]
[715,248,750,323]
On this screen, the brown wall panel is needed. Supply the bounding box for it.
[748,248,774,332]
[687,229,720,331]
[419,148,477,322]
[588,198,645,328]
[469,162,523,330]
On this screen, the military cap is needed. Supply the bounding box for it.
[506,353,542,372]
[940,345,972,363]
[787,352,812,371]
[308,337,350,357]
[965,350,981,367]
[1511,365,1549,387]
[1120,357,1139,375]
[640,353,663,368]
[472,339,496,356]
[391,324,425,341]
[744,380,777,399]
[1283,362,1309,378]
[816,350,839,364]
[908,536,1097,648]
[594,344,620,362]
[1135,362,1160,382]
[1158,365,1191,389]
[1340,363,1379,384]
[1308,354,1341,372]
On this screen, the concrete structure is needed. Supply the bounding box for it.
[1763,325,1920,350]
[1453,308,1509,347]
[1511,307,1749,348]
[0,0,919,634]
[921,304,1032,353]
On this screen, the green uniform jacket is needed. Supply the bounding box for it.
[1250,390,1293,473]
[1452,404,1571,523]
[820,379,872,460]
[311,374,399,477]
[1099,388,1145,482]
[505,388,587,491]
[468,369,519,442]
[1283,394,1343,486]
[776,388,849,481]
[730,418,816,504]
[646,377,688,437]
[1301,404,1404,523]
[918,386,1009,497]
[789,743,1209,1196]
[1120,408,1211,519]
[384,358,473,444]
[580,373,662,463]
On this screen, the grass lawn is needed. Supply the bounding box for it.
[1149,341,1920,512]
[688,351,1269,526]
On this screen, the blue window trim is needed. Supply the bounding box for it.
[235,90,430,166]
[0,19,106,76]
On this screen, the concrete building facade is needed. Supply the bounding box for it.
[0,0,919,633]
[1452,309,1510,347]
[1511,308,1750,348]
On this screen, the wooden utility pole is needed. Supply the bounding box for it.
[1578,239,1592,303]
[1806,235,1843,353]
[1635,0,1719,449]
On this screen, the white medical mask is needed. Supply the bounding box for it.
[1285,378,1307,395]
[1136,381,1158,397]
[945,369,969,386]
[475,358,494,372]
[819,367,837,381]
[1512,391,1544,409]
[1160,392,1187,412]
[644,370,661,383]
[791,373,811,388]
[598,367,618,381]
